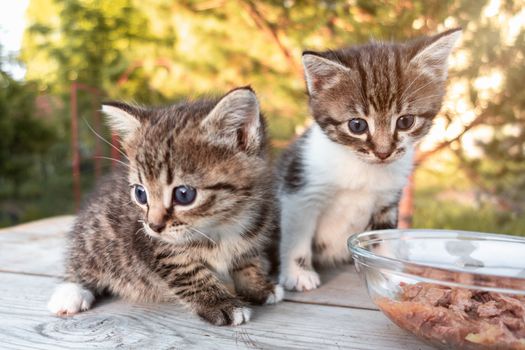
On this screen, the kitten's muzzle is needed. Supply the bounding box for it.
[373,150,393,160]
[147,205,169,233]
[148,222,166,233]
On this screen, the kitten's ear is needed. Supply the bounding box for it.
[201,87,263,153]
[408,28,462,80]
[302,52,350,95]
[101,102,145,140]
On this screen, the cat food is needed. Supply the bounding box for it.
[376,282,525,349]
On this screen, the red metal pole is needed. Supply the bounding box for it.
[92,94,102,179]
[399,174,414,229]
[111,133,120,168]
[71,83,81,211]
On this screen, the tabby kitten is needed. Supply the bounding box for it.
[48,87,283,325]
[277,29,461,291]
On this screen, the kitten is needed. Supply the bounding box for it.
[277,29,461,291]
[48,87,283,326]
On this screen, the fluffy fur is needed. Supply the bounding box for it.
[277,29,461,291]
[48,87,283,325]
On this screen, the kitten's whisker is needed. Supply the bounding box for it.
[401,69,428,99]
[402,70,426,98]
[408,93,445,101]
[404,79,438,100]
[191,227,217,245]
[189,227,217,245]
[227,216,251,232]
[83,118,129,161]
[94,156,132,169]
[406,94,446,106]
[233,196,275,205]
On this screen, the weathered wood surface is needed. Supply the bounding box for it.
[0,216,376,310]
[0,217,433,350]
[285,266,377,310]
[0,216,72,276]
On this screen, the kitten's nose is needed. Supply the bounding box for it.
[149,222,166,233]
[148,205,168,233]
[374,150,393,160]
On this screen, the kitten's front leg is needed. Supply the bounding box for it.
[369,201,399,230]
[48,281,95,316]
[231,254,283,305]
[48,266,98,316]
[313,191,373,266]
[279,197,321,292]
[159,261,250,326]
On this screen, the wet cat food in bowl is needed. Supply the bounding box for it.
[348,229,525,349]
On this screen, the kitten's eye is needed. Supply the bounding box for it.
[134,185,148,205]
[396,115,415,130]
[348,118,368,134]
[174,186,197,205]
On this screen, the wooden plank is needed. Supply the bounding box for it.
[284,266,377,310]
[0,216,73,277]
[0,215,74,235]
[0,272,433,350]
[0,217,376,309]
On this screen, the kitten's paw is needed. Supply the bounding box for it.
[280,268,320,292]
[231,307,252,326]
[198,301,251,326]
[264,284,284,305]
[47,282,95,316]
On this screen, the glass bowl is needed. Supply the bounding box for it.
[348,229,525,350]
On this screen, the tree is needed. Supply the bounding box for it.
[16,0,525,226]
[417,0,525,207]
[22,0,174,101]
[0,44,55,196]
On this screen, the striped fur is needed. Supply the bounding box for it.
[277,29,461,291]
[48,87,282,326]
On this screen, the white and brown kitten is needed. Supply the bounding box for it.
[48,87,283,325]
[277,29,462,291]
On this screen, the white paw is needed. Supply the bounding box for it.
[231,307,252,326]
[47,282,95,316]
[280,268,321,292]
[265,284,284,304]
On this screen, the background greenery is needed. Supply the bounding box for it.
[0,0,523,235]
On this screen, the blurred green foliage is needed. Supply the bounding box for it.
[0,0,523,233]
[414,160,525,235]
[0,74,54,192]
[0,45,58,226]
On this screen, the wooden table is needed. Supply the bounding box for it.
[0,216,433,349]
